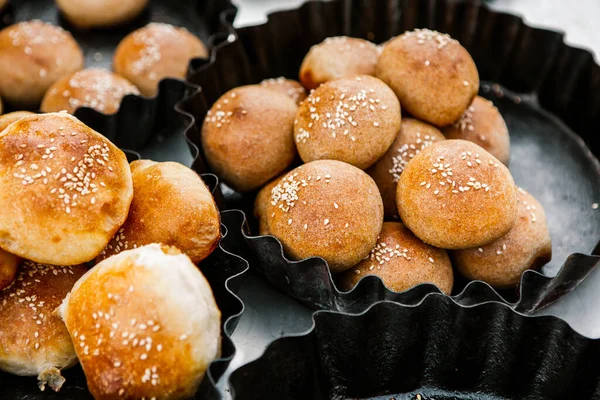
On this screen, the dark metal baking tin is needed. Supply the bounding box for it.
[229,295,600,400]
[184,0,600,314]
[0,1,249,399]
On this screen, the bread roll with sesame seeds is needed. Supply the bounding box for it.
[367,118,445,219]
[96,160,221,264]
[260,77,307,105]
[397,140,517,249]
[266,160,383,273]
[0,260,87,391]
[56,0,148,29]
[0,111,35,132]
[299,36,381,90]
[0,248,18,290]
[254,173,287,236]
[60,244,221,400]
[114,23,207,97]
[337,222,453,294]
[376,29,479,127]
[202,85,298,192]
[0,20,84,108]
[452,188,551,288]
[294,75,401,170]
[443,96,511,165]
[0,112,133,265]
[41,68,140,115]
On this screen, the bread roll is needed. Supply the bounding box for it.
[367,118,445,219]
[266,160,383,273]
[41,68,140,114]
[60,244,221,400]
[114,23,207,96]
[338,222,453,294]
[0,260,87,391]
[397,140,517,249]
[300,36,380,90]
[452,188,552,288]
[260,77,307,105]
[376,29,479,127]
[0,248,18,290]
[97,160,221,264]
[56,0,149,29]
[0,111,35,132]
[0,20,84,108]
[202,85,297,192]
[294,75,401,170]
[0,112,133,265]
[443,96,510,165]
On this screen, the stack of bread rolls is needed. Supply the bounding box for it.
[203,29,551,295]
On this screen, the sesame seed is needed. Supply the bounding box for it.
[428,257,434,263]
[140,354,148,360]
[179,334,188,340]
[114,361,121,367]
[324,219,330,225]
[593,203,599,209]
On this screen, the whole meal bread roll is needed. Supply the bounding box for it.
[97,160,221,264]
[60,244,221,400]
[56,0,149,29]
[397,139,517,249]
[0,260,88,391]
[0,112,133,265]
[0,20,84,108]
[452,188,552,288]
[0,248,18,291]
[266,160,384,273]
[0,111,35,132]
[376,29,478,127]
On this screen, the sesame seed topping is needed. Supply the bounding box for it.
[592,203,599,210]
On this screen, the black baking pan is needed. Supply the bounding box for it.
[228,295,600,400]
[185,0,600,314]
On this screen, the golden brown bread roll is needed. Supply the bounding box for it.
[41,68,140,114]
[0,112,133,265]
[443,96,510,165]
[376,29,479,127]
[0,260,88,391]
[0,111,35,132]
[266,160,383,273]
[294,75,401,170]
[367,118,445,219]
[56,0,149,29]
[254,173,286,236]
[0,248,18,290]
[114,23,207,97]
[97,160,221,264]
[60,244,221,400]
[299,36,380,90]
[0,20,84,108]
[260,77,307,105]
[397,140,517,249]
[202,85,298,192]
[452,188,552,288]
[337,222,453,294]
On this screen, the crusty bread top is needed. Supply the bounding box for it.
[0,111,35,133]
[260,77,307,105]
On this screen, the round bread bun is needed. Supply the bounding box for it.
[56,0,149,29]
[367,118,445,219]
[96,160,221,264]
[376,29,479,127]
[452,188,551,288]
[299,36,380,90]
[294,75,401,170]
[266,160,383,273]
[59,244,221,400]
[260,77,307,105]
[114,23,207,97]
[0,112,133,265]
[41,68,140,115]
[202,85,298,192]
[337,222,453,294]
[0,111,35,132]
[397,139,517,249]
[0,261,88,391]
[443,96,510,165]
[0,20,84,108]
[254,173,286,236]
[0,248,18,291]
